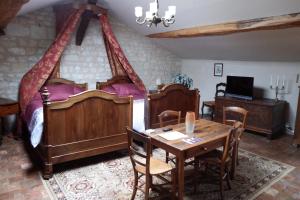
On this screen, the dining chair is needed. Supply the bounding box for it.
[126,127,176,200]
[158,110,181,164]
[223,106,248,166]
[194,127,237,200]
[201,82,226,120]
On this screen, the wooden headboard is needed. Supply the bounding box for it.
[96,76,131,90]
[145,84,200,129]
[47,78,88,90]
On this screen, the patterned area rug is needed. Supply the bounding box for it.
[41,149,294,200]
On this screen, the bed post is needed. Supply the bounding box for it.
[144,95,151,129]
[41,87,53,179]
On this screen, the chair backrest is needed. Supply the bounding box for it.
[221,128,238,163]
[126,127,151,175]
[215,82,227,97]
[223,106,248,129]
[158,110,181,128]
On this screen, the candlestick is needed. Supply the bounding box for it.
[270,82,285,101]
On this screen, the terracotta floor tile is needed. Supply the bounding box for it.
[0,131,300,200]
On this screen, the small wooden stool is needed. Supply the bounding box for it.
[0,98,19,145]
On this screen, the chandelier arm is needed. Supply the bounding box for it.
[162,20,170,27]
[168,18,175,24]
[136,17,146,25]
[147,20,153,27]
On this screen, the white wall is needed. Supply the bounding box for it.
[182,59,300,130]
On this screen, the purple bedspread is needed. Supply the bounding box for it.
[24,84,85,125]
[101,83,145,100]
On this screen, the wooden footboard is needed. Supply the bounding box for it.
[39,90,133,179]
[145,84,200,129]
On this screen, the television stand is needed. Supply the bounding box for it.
[215,96,286,139]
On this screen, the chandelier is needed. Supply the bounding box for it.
[135,0,176,27]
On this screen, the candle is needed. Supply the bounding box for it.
[276,76,279,86]
[270,75,273,86]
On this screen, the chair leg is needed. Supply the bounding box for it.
[237,143,240,166]
[131,171,138,200]
[220,167,224,200]
[225,165,232,190]
[230,141,238,180]
[145,175,150,200]
[201,103,205,118]
[166,151,169,163]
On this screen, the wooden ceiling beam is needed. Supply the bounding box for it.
[75,0,101,46]
[76,10,94,46]
[0,0,29,35]
[147,12,300,38]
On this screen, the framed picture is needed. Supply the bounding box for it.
[214,63,223,77]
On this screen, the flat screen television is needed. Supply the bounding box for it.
[225,76,254,100]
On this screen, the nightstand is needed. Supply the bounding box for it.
[0,98,19,145]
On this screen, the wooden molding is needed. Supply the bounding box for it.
[0,0,29,34]
[147,12,300,38]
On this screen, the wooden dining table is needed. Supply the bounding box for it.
[148,119,233,200]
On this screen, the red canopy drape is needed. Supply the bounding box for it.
[19,8,84,115]
[99,14,146,92]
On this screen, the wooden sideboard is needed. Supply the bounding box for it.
[215,96,286,139]
[293,87,300,146]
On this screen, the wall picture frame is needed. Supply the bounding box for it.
[214,63,223,77]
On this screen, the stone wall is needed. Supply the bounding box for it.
[60,17,181,90]
[0,8,55,100]
[0,7,181,102]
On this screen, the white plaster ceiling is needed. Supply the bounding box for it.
[18,0,300,61]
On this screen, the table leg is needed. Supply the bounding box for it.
[176,153,185,200]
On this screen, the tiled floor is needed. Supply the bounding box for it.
[0,132,299,200]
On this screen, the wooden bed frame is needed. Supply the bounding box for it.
[33,78,133,179]
[96,76,200,129]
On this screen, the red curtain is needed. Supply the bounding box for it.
[99,14,146,92]
[19,8,84,115]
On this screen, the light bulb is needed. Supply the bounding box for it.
[146,11,152,19]
[149,2,158,13]
[135,7,143,17]
[168,6,176,16]
[164,10,171,19]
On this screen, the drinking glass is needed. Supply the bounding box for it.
[185,111,195,136]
